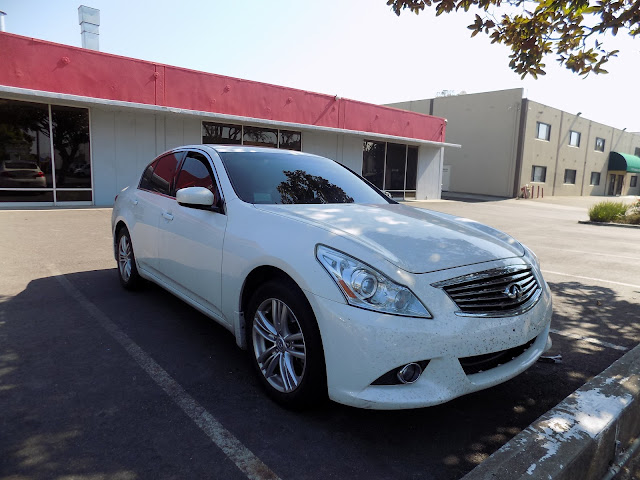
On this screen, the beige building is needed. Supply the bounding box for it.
[388,89,640,198]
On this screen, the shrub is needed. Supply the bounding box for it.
[619,212,640,225]
[588,201,628,222]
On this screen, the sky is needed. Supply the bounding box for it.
[1,0,639,132]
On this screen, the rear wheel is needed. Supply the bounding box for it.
[116,227,142,290]
[247,280,326,409]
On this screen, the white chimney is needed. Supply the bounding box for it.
[0,11,7,32]
[78,5,100,50]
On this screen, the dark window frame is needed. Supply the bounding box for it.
[361,141,419,200]
[631,176,638,188]
[536,122,551,141]
[531,165,547,183]
[564,169,577,185]
[568,130,581,147]
[595,137,606,152]
[590,172,601,186]
[0,98,92,204]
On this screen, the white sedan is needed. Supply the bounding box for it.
[111,145,552,410]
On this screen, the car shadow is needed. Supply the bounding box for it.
[1,271,638,479]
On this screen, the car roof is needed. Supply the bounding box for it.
[176,144,311,156]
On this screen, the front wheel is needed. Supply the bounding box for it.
[247,280,326,409]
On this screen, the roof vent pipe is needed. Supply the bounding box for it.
[0,11,7,32]
[78,5,100,50]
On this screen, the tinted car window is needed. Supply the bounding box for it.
[139,159,159,190]
[176,152,216,193]
[219,151,391,205]
[149,153,181,196]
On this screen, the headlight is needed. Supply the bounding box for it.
[316,245,432,318]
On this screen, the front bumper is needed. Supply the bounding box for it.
[306,266,553,409]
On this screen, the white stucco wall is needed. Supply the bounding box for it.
[416,147,443,200]
[92,108,195,206]
[92,106,443,206]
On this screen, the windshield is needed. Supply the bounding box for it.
[218,151,392,205]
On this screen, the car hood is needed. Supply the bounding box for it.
[254,203,524,274]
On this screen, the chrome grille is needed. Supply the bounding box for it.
[433,265,541,316]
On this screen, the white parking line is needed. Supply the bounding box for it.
[550,329,629,352]
[542,270,640,290]
[51,267,280,480]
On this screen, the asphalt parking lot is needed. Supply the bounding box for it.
[1,196,639,480]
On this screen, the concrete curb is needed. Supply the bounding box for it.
[578,220,640,229]
[462,344,640,480]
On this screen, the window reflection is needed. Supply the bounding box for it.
[202,122,302,151]
[52,106,91,189]
[362,141,385,189]
[385,143,407,191]
[0,99,53,190]
[0,99,92,203]
[243,126,278,148]
[279,130,302,151]
[149,153,181,196]
[219,151,389,205]
[277,170,354,204]
[203,121,242,144]
[362,141,418,199]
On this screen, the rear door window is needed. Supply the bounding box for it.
[139,159,159,190]
[146,152,183,196]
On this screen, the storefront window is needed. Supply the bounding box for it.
[0,98,91,204]
[279,130,302,151]
[385,143,407,193]
[52,105,91,189]
[243,126,278,148]
[362,141,385,189]
[0,99,52,193]
[202,121,242,144]
[203,122,301,151]
[362,141,418,199]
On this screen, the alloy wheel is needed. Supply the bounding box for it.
[118,234,132,283]
[252,298,306,393]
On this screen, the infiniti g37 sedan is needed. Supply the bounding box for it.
[111,145,553,410]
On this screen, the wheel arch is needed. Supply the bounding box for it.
[236,265,318,350]
[113,220,129,260]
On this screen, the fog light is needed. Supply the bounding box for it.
[397,363,422,384]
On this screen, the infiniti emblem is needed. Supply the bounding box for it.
[504,283,523,300]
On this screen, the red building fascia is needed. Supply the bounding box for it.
[0,32,446,143]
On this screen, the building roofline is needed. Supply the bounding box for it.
[0,31,453,146]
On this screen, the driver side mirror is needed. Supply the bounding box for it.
[176,187,222,212]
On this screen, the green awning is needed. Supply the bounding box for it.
[609,152,640,174]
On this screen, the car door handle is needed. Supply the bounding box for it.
[131,199,139,206]
[162,212,174,221]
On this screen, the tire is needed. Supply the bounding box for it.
[116,227,142,290]
[246,279,327,409]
